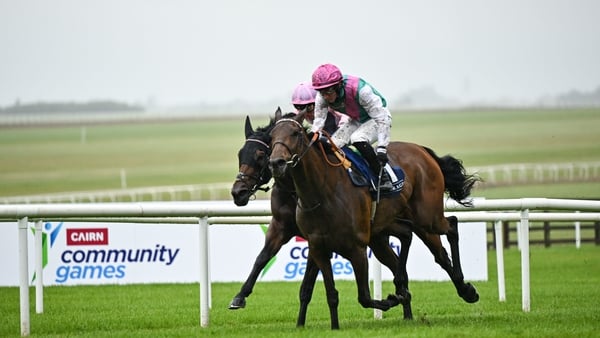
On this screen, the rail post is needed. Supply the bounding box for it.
[543,221,551,247]
[519,209,530,312]
[372,259,382,319]
[18,217,30,336]
[494,220,506,302]
[199,216,210,327]
[35,220,44,314]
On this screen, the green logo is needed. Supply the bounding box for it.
[30,222,63,283]
[259,224,277,279]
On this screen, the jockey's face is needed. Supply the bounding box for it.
[305,104,315,122]
[294,103,315,123]
[319,85,338,104]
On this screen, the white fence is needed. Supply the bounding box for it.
[472,162,600,187]
[2,198,600,336]
[3,161,600,205]
[0,183,233,204]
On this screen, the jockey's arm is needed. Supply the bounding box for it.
[330,109,350,129]
[358,85,392,147]
[310,94,329,133]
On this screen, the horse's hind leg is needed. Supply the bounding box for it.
[229,218,296,309]
[416,218,479,303]
[445,216,479,303]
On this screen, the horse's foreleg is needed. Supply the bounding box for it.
[445,216,479,303]
[297,255,319,328]
[349,249,398,312]
[229,219,295,309]
[306,250,340,329]
[369,233,412,319]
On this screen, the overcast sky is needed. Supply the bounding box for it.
[1,0,599,108]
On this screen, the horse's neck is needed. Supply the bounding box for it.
[292,148,341,199]
[274,174,295,193]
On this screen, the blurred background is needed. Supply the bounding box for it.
[1,0,599,203]
[1,0,599,113]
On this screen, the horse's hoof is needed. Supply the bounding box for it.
[228,296,246,310]
[460,283,480,303]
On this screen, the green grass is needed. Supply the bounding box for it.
[1,245,599,337]
[1,108,599,198]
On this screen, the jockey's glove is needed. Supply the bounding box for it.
[376,146,388,165]
[311,131,329,144]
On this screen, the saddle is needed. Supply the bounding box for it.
[340,146,405,197]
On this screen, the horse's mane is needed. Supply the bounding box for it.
[253,112,297,137]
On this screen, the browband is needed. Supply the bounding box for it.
[246,138,270,149]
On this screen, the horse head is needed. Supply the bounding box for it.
[268,114,309,179]
[231,107,299,206]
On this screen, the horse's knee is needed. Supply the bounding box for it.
[326,289,339,307]
[299,288,313,304]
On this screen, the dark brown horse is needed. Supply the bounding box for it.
[229,110,301,310]
[268,115,479,329]
[230,109,409,316]
[231,109,479,325]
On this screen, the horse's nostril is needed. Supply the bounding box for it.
[269,158,286,170]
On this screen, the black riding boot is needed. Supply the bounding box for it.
[353,142,393,191]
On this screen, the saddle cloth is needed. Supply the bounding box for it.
[341,146,405,196]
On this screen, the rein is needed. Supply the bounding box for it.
[317,132,348,167]
[272,118,346,168]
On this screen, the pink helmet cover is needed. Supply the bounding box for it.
[312,63,343,89]
[291,82,317,104]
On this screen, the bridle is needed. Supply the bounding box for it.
[271,118,318,168]
[235,138,272,196]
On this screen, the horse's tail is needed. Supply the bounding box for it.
[422,146,481,207]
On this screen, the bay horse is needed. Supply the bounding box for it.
[268,114,479,329]
[230,110,408,315]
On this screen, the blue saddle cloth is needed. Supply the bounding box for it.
[341,146,405,197]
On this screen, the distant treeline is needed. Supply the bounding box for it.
[0,100,144,114]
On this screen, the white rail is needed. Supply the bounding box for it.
[2,198,600,336]
[471,162,600,186]
[3,161,600,205]
[0,183,233,204]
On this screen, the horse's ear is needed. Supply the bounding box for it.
[275,107,282,121]
[244,115,253,139]
[295,109,306,123]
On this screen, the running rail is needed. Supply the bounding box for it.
[2,198,600,336]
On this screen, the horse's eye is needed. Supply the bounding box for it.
[255,150,266,164]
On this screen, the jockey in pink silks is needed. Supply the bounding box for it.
[310,63,394,190]
[291,82,349,135]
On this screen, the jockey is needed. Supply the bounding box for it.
[291,81,349,135]
[309,63,393,191]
